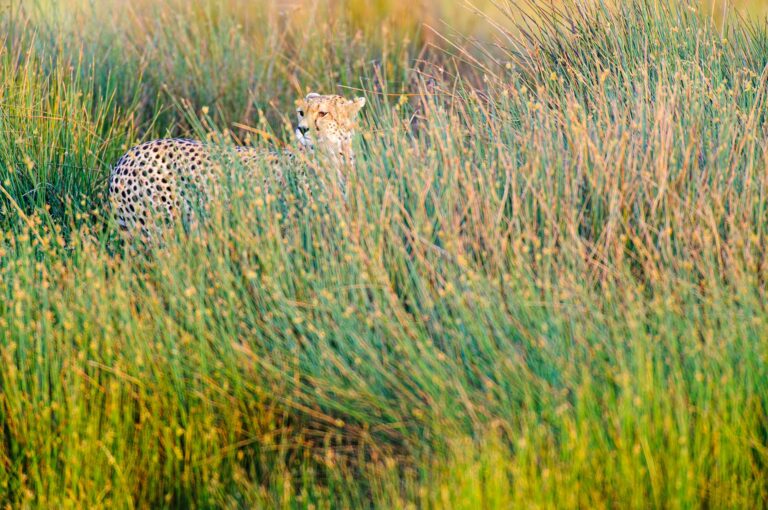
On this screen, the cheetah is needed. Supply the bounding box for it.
[108,92,366,235]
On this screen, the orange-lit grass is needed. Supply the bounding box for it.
[2,0,768,507]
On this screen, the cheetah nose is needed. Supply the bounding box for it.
[298,126,310,135]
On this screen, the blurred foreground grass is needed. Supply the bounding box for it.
[2,0,768,507]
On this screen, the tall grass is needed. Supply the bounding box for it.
[2,0,768,507]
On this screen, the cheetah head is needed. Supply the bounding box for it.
[295,93,366,166]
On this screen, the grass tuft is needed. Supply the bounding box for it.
[2,0,768,507]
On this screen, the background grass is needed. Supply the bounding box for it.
[2,0,768,507]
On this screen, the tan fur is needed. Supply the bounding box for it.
[108,92,365,237]
[294,93,366,168]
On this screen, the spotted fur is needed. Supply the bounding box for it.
[108,93,365,237]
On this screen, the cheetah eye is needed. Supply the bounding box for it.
[297,110,304,117]
[318,111,328,118]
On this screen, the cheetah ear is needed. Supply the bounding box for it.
[345,97,366,117]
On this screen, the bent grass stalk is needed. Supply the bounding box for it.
[1,0,768,507]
